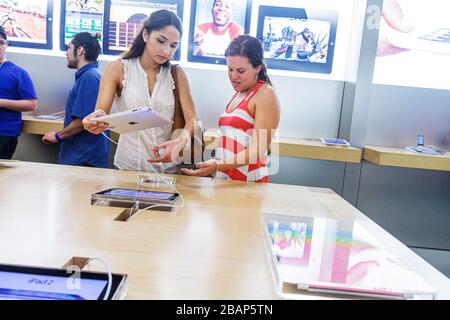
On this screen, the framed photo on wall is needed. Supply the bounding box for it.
[103,0,183,59]
[256,5,338,74]
[188,0,252,65]
[60,0,106,51]
[0,0,53,49]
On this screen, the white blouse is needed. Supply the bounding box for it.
[113,58,178,173]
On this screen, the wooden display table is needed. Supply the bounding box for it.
[204,129,362,163]
[363,146,450,172]
[0,161,448,299]
[22,114,64,135]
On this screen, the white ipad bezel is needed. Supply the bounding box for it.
[95,107,173,134]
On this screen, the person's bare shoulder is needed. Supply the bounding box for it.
[102,60,124,82]
[256,83,277,100]
[254,83,280,112]
[105,60,124,74]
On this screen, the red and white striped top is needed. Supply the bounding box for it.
[215,80,269,183]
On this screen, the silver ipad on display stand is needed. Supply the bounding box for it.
[320,138,350,147]
[95,107,173,134]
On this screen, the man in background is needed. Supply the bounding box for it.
[0,26,37,159]
[42,32,109,168]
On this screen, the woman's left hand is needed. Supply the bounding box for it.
[181,159,219,177]
[148,137,188,163]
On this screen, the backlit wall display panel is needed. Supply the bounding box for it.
[257,5,337,74]
[373,0,450,91]
[187,0,252,65]
[103,0,183,59]
[249,0,357,80]
[60,0,105,50]
[0,0,53,49]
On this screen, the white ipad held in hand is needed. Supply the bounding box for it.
[95,107,173,134]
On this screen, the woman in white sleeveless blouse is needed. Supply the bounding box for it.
[82,10,198,172]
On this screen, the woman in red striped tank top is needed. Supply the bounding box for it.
[182,35,280,182]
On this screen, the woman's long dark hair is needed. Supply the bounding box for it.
[122,9,183,68]
[225,35,272,86]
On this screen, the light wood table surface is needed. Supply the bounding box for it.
[0,161,448,299]
[22,114,64,135]
[364,146,450,172]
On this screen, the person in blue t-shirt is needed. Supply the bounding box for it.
[42,32,109,168]
[0,26,37,159]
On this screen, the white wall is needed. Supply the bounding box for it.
[366,85,450,150]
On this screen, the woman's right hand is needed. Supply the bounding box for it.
[82,109,109,134]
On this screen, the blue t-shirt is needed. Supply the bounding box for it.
[58,62,109,168]
[0,61,37,137]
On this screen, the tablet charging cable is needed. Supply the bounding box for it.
[102,132,185,218]
[102,132,119,145]
[85,257,112,300]
[127,162,186,220]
